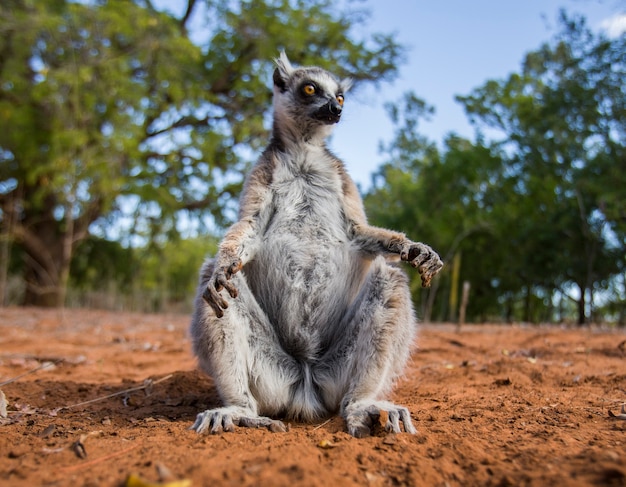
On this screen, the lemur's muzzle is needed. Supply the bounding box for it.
[314,99,343,124]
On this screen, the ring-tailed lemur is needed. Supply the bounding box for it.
[190,52,443,437]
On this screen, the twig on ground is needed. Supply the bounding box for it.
[60,374,173,411]
[608,404,626,420]
[0,360,62,387]
[312,418,332,431]
[58,444,139,473]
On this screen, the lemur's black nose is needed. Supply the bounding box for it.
[314,99,343,123]
[328,100,342,116]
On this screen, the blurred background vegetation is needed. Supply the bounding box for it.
[0,0,624,324]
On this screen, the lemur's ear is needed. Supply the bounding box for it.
[273,50,294,92]
[340,77,354,93]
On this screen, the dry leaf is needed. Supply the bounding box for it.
[156,462,174,482]
[38,424,56,438]
[317,439,336,449]
[125,473,191,487]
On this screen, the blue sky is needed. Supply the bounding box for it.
[331,0,626,189]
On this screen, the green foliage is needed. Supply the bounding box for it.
[68,235,217,312]
[458,13,625,324]
[366,108,503,322]
[136,236,217,306]
[70,237,137,293]
[367,14,625,324]
[0,0,403,306]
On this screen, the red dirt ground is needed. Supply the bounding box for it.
[0,307,624,487]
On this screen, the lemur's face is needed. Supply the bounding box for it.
[275,67,345,125]
[272,53,352,130]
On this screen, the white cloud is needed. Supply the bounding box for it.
[600,13,626,38]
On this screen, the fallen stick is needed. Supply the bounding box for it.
[608,404,626,420]
[60,374,173,410]
[0,360,61,387]
[58,444,139,473]
[312,418,332,431]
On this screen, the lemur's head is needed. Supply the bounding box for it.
[272,52,353,141]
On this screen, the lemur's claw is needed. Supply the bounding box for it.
[402,242,443,287]
[202,285,227,318]
[203,258,243,318]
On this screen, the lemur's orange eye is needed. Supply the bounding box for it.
[336,94,344,106]
[303,84,316,96]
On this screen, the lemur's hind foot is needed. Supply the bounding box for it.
[343,400,417,438]
[191,406,288,434]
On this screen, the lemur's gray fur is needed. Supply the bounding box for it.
[190,52,443,438]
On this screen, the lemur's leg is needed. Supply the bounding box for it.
[190,259,296,434]
[315,256,418,438]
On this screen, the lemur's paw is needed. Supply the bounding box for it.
[343,400,417,438]
[401,243,443,287]
[190,406,287,434]
[202,258,242,318]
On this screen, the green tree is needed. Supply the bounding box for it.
[365,93,502,322]
[366,14,625,325]
[134,236,218,312]
[68,234,217,312]
[0,0,404,306]
[457,13,625,324]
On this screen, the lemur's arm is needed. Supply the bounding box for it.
[202,157,274,316]
[340,169,444,287]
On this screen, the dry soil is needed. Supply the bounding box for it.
[0,307,625,486]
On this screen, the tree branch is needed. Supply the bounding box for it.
[181,196,214,211]
[72,197,103,246]
[142,0,155,12]
[12,224,59,278]
[180,0,197,31]
[145,114,224,138]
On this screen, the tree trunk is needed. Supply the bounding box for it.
[457,281,470,331]
[12,183,98,308]
[448,252,461,322]
[56,203,75,310]
[0,220,11,307]
[21,238,67,307]
[0,235,9,307]
[14,194,71,308]
[23,266,61,307]
[423,276,440,324]
[615,273,626,326]
[0,190,20,307]
[577,282,586,325]
[523,285,531,323]
[505,294,513,323]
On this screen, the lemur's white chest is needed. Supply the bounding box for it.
[268,146,345,239]
[245,145,357,351]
